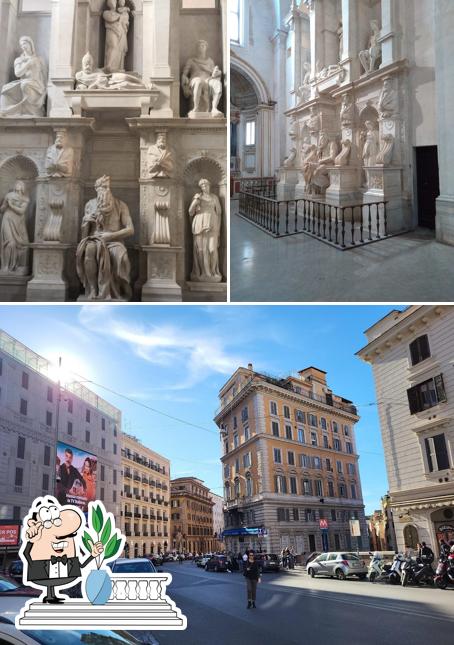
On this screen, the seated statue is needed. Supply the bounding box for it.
[359,20,381,74]
[45,129,74,178]
[75,52,146,90]
[0,180,30,274]
[76,175,134,300]
[147,131,174,178]
[307,133,339,195]
[0,36,46,117]
[181,40,223,118]
[302,144,318,190]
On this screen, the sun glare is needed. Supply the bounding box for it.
[45,351,92,387]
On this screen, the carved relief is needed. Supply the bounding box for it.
[150,201,171,246]
[43,199,64,242]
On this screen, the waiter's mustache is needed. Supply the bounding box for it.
[55,530,78,540]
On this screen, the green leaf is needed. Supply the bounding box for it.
[104,532,123,560]
[100,517,111,546]
[82,531,93,554]
[91,505,102,533]
[96,505,104,532]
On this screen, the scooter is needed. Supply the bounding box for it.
[434,552,454,589]
[388,552,405,585]
[367,552,391,582]
[401,556,434,586]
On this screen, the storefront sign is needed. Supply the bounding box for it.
[0,523,20,547]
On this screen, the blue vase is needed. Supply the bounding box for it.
[85,569,112,605]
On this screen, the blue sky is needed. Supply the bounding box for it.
[0,304,402,514]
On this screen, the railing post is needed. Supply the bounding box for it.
[376,203,381,239]
[383,202,388,236]
[285,202,289,234]
[350,206,355,246]
[341,206,346,248]
[368,204,372,241]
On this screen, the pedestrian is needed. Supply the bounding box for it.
[243,551,261,609]
[417,541,434,564]
[439,539,450,557]
[242,549,249,563]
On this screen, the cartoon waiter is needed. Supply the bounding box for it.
[21,496,103,603]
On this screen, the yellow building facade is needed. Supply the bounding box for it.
[215,365,368,555]
[120,433,170,557]
[170,477,215,554]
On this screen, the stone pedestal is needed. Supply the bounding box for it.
[26,243,70,301]
[65,89,161,117]
[0,274,30,302]
[364,166,409,233]
[186,281,227,303]
[278,167,299,199]
[326,166,361,204]
[142,245,182,302]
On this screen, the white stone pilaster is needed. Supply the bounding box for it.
[0,0,19,88]
[309,0,324,77]
[341,0,360,81]
[143,0,171,79]
[257,104,274,177]
[380,0,400,69]
[48,0,77,116]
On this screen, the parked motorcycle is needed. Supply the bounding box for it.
[401,556,434,586]
[367,552,391,583]
[434,552,454,589]
[388,552,405,585]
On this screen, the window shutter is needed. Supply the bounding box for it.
[409,339,419,365]
[434,433,450,470]
[424,438,434,472]
[434,374,447,403]
[407,385,420,414]
[274,475,278,493]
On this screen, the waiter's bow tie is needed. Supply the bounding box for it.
[51,555,68,565]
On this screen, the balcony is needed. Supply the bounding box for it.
[142,512,149,519]
[150,531,156,537]
[134,475,141,482]
[124,471,132,479]
[125,531,132,537]
[142,477,148,485]
[124,511,132,518]
[125,493,132,499]
[143,532,149,537]
[134,511,141,518]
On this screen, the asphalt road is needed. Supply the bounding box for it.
[155,561,454,645]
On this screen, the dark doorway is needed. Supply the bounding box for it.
[308,534,316,552]
[416,146,440,229]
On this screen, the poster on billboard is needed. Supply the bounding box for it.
[0,523,21,547]
[55,442,97,512]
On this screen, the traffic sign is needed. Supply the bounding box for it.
[319,519,328,530]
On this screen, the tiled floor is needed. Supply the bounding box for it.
[230,208,454,302]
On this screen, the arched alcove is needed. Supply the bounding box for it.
[0,155,39,252]
[89,0,139,73]
[403,524,419,549]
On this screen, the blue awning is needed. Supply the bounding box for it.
[221,527,264,537]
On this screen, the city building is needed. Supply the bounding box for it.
[214,363,368,555]
[0,329,122,539]
[358,305,454,552]
[120,433,170,558]
[367,494,396,552]
[170,477,215,554]
[210,491,225,552]
[230,0,454,303]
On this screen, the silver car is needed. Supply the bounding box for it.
[306,552,367,580]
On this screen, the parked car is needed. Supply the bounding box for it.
[108,558,157,574]
[306,552,367,580]
[256,553,281,573]
[7,559,23,584]
[205,555,229,572]
[198,555,212,568]
[193,555,203,565]
[0,575,40,597]
[146,554,163,567]
[305,552,320,565]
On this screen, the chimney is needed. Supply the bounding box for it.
[247,363,253,371]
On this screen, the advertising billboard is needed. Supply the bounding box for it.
[56,442,97,512]
[0,523,20,547]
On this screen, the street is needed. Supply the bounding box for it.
[155,561,454,645]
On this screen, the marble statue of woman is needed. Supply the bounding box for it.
[189,178,222,283]
[0,180,30,274]
[104,0,129,73]
[0,36,46,117]
[362,121,380,167]
[359,20,381,74]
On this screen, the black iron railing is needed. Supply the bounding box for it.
[238,190,389,250]
[239,177,277,198]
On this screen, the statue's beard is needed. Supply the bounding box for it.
[97,189,113,213]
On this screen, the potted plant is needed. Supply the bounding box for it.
[82,502,124,605]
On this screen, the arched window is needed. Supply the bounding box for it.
[234,477,240,497]
[403,525,419,550]
[225,481,231,500]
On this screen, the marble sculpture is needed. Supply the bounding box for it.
[182,40,223,118]
[0,36,46,117]
[189,178,222,282]
[0,181,30,274]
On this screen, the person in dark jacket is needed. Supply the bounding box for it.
[243,551,261,609]
[439,539,450,557]
[417,542,434,563]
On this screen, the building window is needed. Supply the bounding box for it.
[275,475,287,494]
[290,476,298,494]
[305,509,313,522]
[277,507,290,522]
[295,409,305,423]
[113,469,117,485]
[244,425,250,441]
[315,479,323,497]
[232,415,237,429]
[235,457,240,473]
[85,430,90,443]
[308,414,317,427]
[86,409,91,422]
[270,401,277,415]
[47,386,53,403]
[285,425,293,440]
[100,465,105,481]
[22,371,29,389]
[332,421,338,433]
[234,478,240,497]
[42,473,49,491]
[15,467,23,488]
[20,398,27,416]
[336,460,343,474]
[293,508,299,521]
[288,451,295,466]
[274,448,282,464]
[339,484,347,498]
[113,443,117,455]
[246,476,252,497]
[350,484,357,499]
[245,121,256,146]
[46,411,53,427]
[101,418,106,431]
[243,452,251,468]
[407,374,447,414]
[224,464,230,478]
[272,421,279,437]
[409,335,430,366]
[297,428,305,443]
[323,435,329,449]
[310,431,318,446]
[320,417,327,430]
[241,406,248,422]
[17,436,25,459]
[331,509,336,521]
[101,438,106,450]
[229,0,241,44]
[44,445,51,466]
[100,487,104,501]
[425,433,450,472]
[333,438,341,451]
[347,463,356,475]
[301,453,311,468]
[224,482,230,500]
[67,398,73,413]
[326,458,332,471]
[302,479,312,495]
[346,442,353,454]
[283,405,290,419]
[328,481,334,497]
[67,421,73,436]
[233,433,239,448]
[343,425,350,436]
[312,456,321,469]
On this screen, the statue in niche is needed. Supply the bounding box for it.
[378,77,398,118]
[147,132,175,178]
[189,178,222,283]
[75,52,145,90]
[334,139,352,167]
[302,144,318,188]
[359,20,381,75]
[304,133,339,195]
[361,121,380,167]
[0,36,46,117]
[337,22,343,61]
[104,0,130,73]
[376,134,394,166]
[76,175,134,300]
[151,201,170,246]
[340,93,354,127]
[297,62,311,104]
[45,130,74,178]
[182,40,223,118]
[0,180,30,274]
[283,147,297,169]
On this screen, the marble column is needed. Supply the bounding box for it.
[380,0,400,69]
[272,28,288,168]
[435,0,454,245]
[48,0,77,117]
[142,0,173,117]
[308,0,325,78]
[257,104,275,178]
[0,0,19,89]
[341,0,361,82]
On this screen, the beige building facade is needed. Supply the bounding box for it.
[358,305,454,552]
[121,433,170,558]
[215,364,367,555]
[170,477,215,554]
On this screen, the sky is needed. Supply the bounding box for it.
[0,304,402,514]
